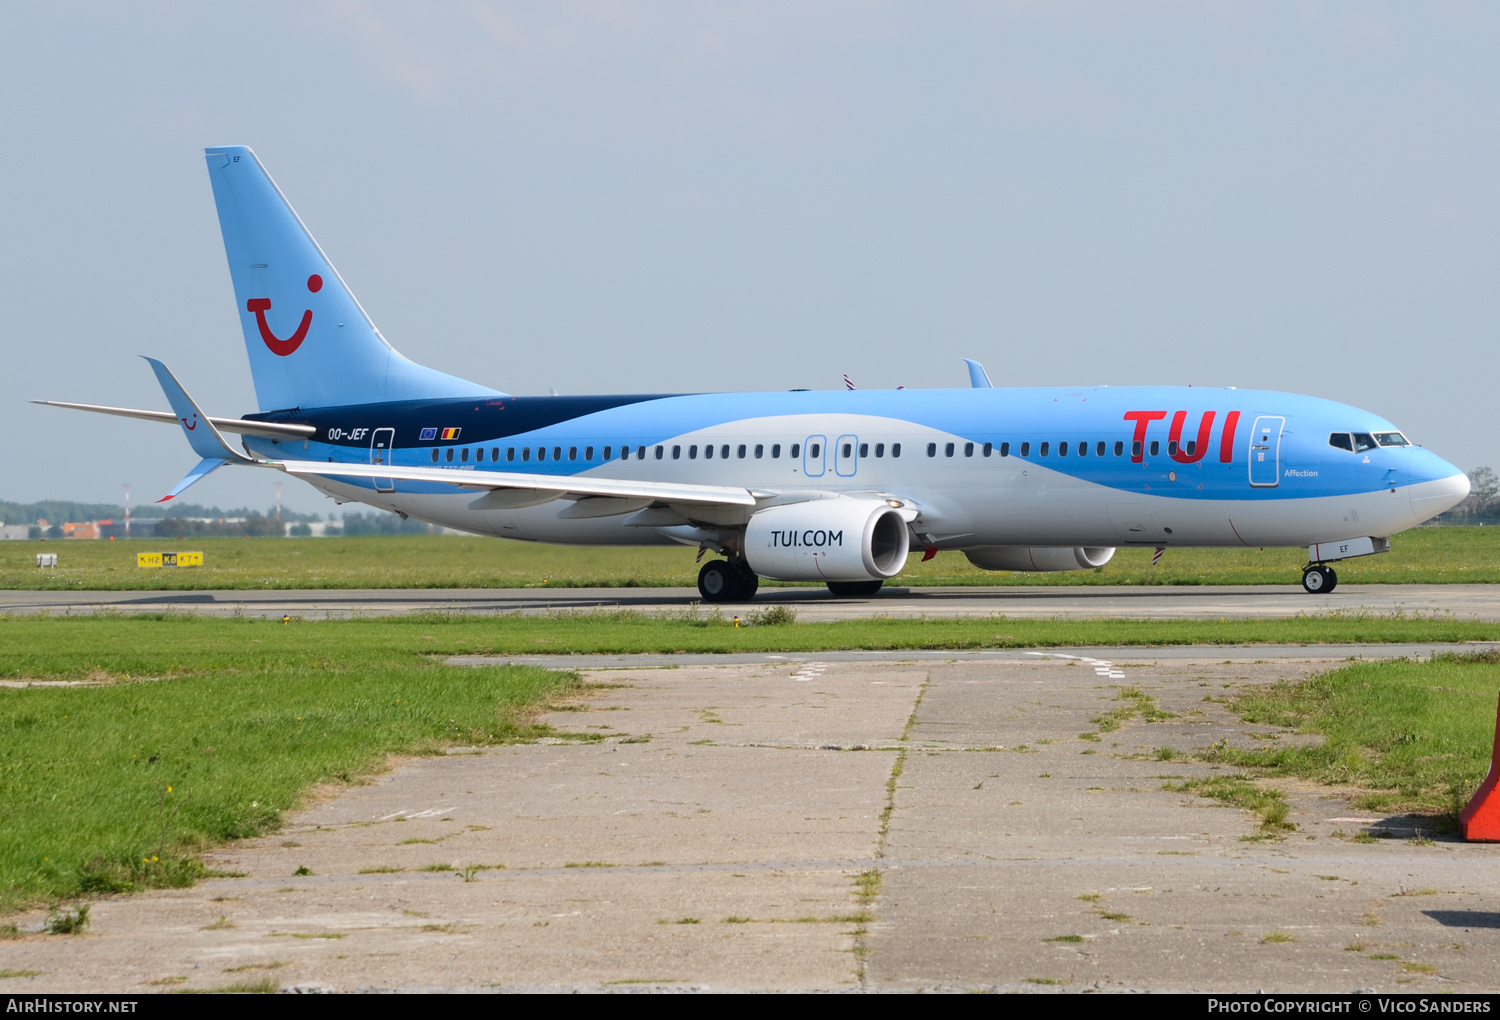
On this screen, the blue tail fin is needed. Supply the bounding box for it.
[204,146,503,411]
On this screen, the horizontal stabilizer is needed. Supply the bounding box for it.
[32,400,314,439]
[274,460,762,508]
[158,458,229,502]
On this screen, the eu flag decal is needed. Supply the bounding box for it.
[419,427,438,441]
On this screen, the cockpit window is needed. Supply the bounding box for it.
[1374,432,1409,447]
[1328,433,1353,452]
[1352,433,1378,453]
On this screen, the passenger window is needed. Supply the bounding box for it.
[927,443,937,457]
[1059,441,1069,457]
[673,445,682,459]
[553,447,562,461]
[585,446,593,460]
[810,443,820,458]
[601,446,609,461]
[738,444,747,458]
[875,443,884,457]
[721,444,730,459]
[1096,442,1105,457]
[569,447,578,461]
[461,447,469,462]
[859,443,868,457]
[1374,432,1410,447]
[1167,440,1178,456]
[537,447,546,461]
[522,447,531,461]
[843,443,853,458]
[1329,433,1353,452]
[963,442,973,457]
[1019,442,1030,456]
[999,442,1009,457]
[431,449,439,462]
[772,444,781,458]
[446,448,454,462]
[655,446,664,459]
[1113,441,1122,456]
[791,443,801,458]
[754,444,764,459]
[619,446,628,460]
[638,446,646,460]
[1353,433,1378,452]
[475,448,484,462]
[1149,441,1159,456]
[891,443,901,457]
[1077,441,1086,457]
[1039,442,1049,457]
[1131,441,1140,458]
[982,442,992,457]
[945,442,955,457]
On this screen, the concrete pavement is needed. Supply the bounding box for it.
[2,650,1495,993]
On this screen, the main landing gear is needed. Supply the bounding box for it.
[697,560,760,603]
[1302,564,1338,594]
[826,580,884,598]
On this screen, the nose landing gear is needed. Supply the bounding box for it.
[1301,564,1338,594]
[697,559,760,603]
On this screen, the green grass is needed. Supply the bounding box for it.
[0,615,576,912]
[1214,650,1500,817]
[3,525,1498,590]
[1163,775,1296,834]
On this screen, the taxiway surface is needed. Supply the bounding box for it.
[3,583,1499,620]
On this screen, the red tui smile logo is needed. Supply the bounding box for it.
[247,274,323,357]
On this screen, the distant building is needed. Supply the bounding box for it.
[0,525,32,541]
[61,520,109,540]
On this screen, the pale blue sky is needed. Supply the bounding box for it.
[3,2,1497,514]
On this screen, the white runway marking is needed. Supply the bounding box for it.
[792,662,827,682]
[378,806,454,821]
[1025,650,1126,679]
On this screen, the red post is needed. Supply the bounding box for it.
[1461,693,1500,842]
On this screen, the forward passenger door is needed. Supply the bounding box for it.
[1248,416,1284,488]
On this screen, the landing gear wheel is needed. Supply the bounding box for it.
[699,560,757,603]
[826,579,884,598]
[1301,565,1337,594]
[698,560,739,603]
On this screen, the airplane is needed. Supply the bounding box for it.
[37,146,1470,602]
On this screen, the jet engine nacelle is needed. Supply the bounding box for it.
[744,498,910,582]
[963,546,1116,572]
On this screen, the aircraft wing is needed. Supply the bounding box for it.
[32,400,316,440]
[274,459,763,508]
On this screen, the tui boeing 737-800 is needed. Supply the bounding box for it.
[37,146,1471,601]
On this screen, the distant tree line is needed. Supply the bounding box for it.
[0,499,325,526]
[1433,467,1500,524]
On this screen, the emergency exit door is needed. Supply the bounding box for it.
[1248,416,1283,488]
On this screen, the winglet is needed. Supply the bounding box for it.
[962,359,993,389]
[142,358,254,463]
[157,457,230,502]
